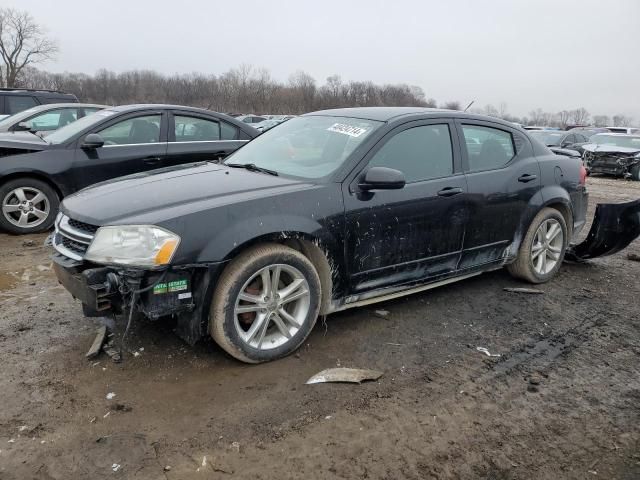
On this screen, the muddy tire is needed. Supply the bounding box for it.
[0,178,59,235]
[210,243,321,363]
[630,165,640,181]
[507,208,568,284]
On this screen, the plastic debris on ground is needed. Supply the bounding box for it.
[503,287,544,294]
[476,347,501,357]
[106,392,116,400]
[306,367,384,384]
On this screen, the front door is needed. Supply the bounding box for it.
[72,111,168,190]
[456,120,542,268]
[343,120,468,293]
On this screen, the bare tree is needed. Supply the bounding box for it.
[557,110,570,128]
[442,101,461,110]
[569,107,590,126]
[592,115,610,127]
[612,114,633,127]
[0,8,58,87]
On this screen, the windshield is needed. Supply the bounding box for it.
[592,135,640,149]
[46,109,118,144]
[225,115,382,179]
[529,130,564,146]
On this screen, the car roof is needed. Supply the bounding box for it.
[108,104,236,116]
[15,103,107,112]
[303,107,521,128]
[0,88,76,98]
[593,132,640,137]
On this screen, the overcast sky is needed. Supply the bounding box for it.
[5,0,640,120]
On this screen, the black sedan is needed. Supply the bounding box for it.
[0,104,259,234]
[0,103,106,135]
[50,107,639,364]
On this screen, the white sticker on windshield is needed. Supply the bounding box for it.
[327,123,368,138]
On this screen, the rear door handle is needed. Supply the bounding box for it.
[143,157,162,165]
[518,174,537,183]
[437,187,463,197]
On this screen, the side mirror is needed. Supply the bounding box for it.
[359,166,406,191]
[13,122,32,132]
[81,133,105,149]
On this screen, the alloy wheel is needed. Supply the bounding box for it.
[531,219,564,275]
[2,187,50,229]
[234,264,311,350]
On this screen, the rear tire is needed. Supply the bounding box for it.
[0,178,59,234]
[210,243,321,363]
[507,208,568,284]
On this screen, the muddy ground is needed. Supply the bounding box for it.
[0,176,639,480]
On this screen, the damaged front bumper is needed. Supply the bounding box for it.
[566,198,640,261]
[583,151,640,177]
[51,252,224,345]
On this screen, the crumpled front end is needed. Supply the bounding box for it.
[566,199,640,261]
[583,150,640,177]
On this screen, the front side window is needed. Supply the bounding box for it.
[368,124,454,182]
[26,108,80,131]
[99,115,161,145]
[174,115,220,141]
[225,115,382,179]
[220,121,239,140]
[7,96,38,114]
[462,125,515,171]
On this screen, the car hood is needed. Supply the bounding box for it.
[61,162,311,225]
[0,132,50,150]
[582,144,640,155]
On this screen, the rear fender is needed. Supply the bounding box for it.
[566,199,640,261]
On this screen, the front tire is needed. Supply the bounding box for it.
[507,208,568,284]
[630,164,640,181]
[0,178,59,234]
[210,244,321,363]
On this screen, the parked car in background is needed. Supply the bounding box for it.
[50,107,607,364]
[0,104,259,234]
[568,126,609,138]
[528,129,591,149]
[606,126,639,135]
[0,103,106,135]
[582,134,640,180]
[253,118,285,132]
[236,114,267,124]
[0,88,78,116]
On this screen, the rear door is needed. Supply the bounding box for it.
[71,110,168,189]
[166,111,248,165]
[343,119,468,293]
[455,120,541,268]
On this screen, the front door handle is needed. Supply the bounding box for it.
[437,187,463,197]
[518,174,537,183]
[143,157,162,165]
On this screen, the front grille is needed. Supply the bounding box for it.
[52,214,97,261]
[68,218,99,235]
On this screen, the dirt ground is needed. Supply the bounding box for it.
[0,176,639,480]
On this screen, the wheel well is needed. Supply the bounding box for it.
[222,233,335,315]
[0,173,63,200]
[546,202,573,238]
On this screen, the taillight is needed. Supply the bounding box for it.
[579,164,587,185]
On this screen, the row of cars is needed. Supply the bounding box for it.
[525,127,640,181]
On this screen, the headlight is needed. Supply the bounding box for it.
[85,225,180,268]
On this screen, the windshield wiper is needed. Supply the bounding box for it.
[225,163,279,176]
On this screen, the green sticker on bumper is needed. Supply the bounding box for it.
[153,279,188,294]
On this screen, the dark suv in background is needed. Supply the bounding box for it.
[0,88,78,117]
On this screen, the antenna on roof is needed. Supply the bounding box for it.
[463,100,475,112]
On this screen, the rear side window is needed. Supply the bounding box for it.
[220,121,239,140]
[174,115,220,141]
[99,115,161,145]
[462,125,515,171]
[6,96,38,115]
[368,124,454,183]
